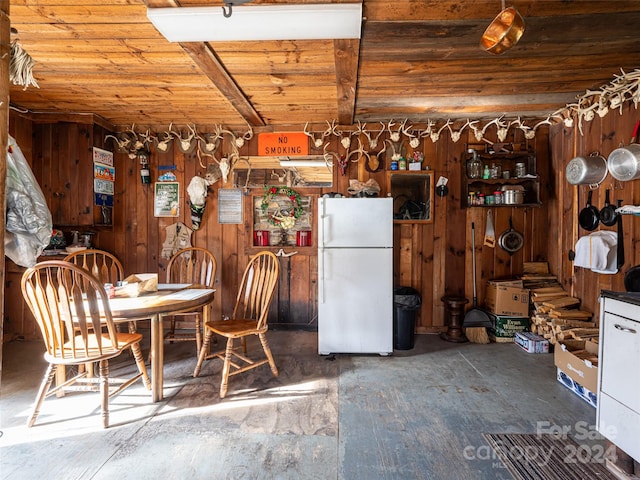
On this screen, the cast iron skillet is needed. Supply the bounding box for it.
[600,189,617,227]
[579,190,600,231]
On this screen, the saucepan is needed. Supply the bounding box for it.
[565,152,608,186]
[607,120,640,181]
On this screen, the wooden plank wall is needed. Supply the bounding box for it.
[550,103,640,322]
[9,112,559,334]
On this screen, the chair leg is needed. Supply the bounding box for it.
[220,338,234,399]
[169,316,176,343]
[195,315,202,355]
[130,342,151,390]
[27,363,56,427]
[193,328,214,377]
[259,333,279,378]
[99,359,109,428]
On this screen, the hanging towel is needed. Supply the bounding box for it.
[574,231,618,274]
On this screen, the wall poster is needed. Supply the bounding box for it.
[154,182,180,217]
[218,188,243,224]
[93,147,114,225]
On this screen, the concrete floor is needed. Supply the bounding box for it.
[0,331,601,479]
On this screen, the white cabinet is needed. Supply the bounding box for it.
[598,295,640,462]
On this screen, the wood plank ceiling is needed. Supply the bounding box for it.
[7,0,640,130]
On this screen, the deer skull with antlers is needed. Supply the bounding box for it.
[105,132,133,153]
[170,124,199,154]
[152,126,173,153]
[233,124,254,149]
[401,121,421,149]
[304,121,333,149]
[362,121,386,150]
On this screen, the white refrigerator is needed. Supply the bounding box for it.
[317,197,393,355]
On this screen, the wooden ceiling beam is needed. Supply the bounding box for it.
[334,38,359,126]
[142,0,264,127]
[179,42,265,127]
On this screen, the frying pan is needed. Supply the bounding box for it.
[579,190,599,231]
[600,189,617,227]
[498,216,524,255]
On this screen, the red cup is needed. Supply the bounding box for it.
[254,230,270,246]
[296,230,310,247]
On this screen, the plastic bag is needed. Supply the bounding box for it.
[5,135,53,267]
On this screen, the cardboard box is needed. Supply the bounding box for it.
[487,313,530,342]
[557,368,597,408]
[554,340,598,393]
[485,280,530,317]
[514,332,549,353]
[119,273,158,297]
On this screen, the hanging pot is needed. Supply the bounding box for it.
[498,216,524,255]
[565,152,608,186]
[600,189,617,227]
[607,120,640,181]
[624,265,640,292]
[578,190,600,231]
[480,6,526,55]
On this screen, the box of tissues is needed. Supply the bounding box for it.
[120,273,158,297]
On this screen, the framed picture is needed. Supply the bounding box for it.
[154,182,180,217]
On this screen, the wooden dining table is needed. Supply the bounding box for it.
[108,284,216,402]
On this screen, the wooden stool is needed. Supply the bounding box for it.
[441,296,469,343]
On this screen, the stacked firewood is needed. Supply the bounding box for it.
[522,263,598,345]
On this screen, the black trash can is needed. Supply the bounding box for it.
[393,286,422,350]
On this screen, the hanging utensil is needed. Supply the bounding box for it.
[565,152,608,186]
[578,190,600,231]
[600,189,617,227]
[617,199,625,270]
[484,210,496,248]
[480,0,526,55]
[607,120,640,181]
[498,216,524,255]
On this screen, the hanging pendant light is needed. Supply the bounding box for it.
[480,1,525,55]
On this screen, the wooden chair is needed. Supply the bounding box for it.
[193,251,279,398]
[21,261,150,428]
[164,247,217,353]
[63,248,124,286]
[64,248,139,335]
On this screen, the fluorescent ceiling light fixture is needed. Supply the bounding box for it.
[147,4,363,42]
[279,158,330,168]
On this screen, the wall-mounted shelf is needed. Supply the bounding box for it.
[463,144,540,208]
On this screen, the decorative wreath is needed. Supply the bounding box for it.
[261,185,303,227]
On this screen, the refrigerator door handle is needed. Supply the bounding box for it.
[320,200,327,247]
[318,249,325,303]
